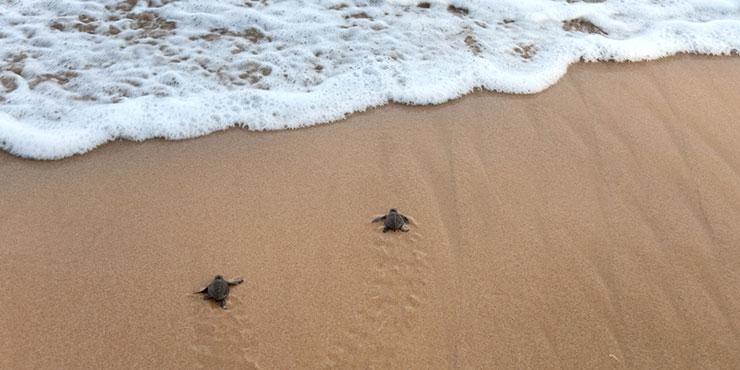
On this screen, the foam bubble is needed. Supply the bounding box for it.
[1,0,739,159]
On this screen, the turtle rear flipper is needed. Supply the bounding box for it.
[220,300,227,309]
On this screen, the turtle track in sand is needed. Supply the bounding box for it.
[188,292,262,370]
[319,222,431,369]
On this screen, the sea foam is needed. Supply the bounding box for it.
[1,0,739,159]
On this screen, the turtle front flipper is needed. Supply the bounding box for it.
[401,227,409,232]
[402,215,409,223]
[383,227,390,233]
[194,286,208,294]
[220,300,227,309]
[201,296,213,301]
[227,279,244,286]
[372,215,386,223]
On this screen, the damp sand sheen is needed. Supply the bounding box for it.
[1,55,740,369]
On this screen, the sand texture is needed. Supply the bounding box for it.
[1,55,740,369]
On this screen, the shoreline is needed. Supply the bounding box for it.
[2,53,736,162]
[2,55,740,370]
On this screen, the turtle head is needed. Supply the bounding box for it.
[214,274,224,280]
[389,208,398,213]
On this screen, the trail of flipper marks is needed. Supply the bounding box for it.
[321,219,430,369]
[188,291,262,370]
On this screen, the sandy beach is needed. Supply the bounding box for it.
[1,55,739,369]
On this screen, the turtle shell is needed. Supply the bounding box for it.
[385,212,405,230]
[207,278,230,300]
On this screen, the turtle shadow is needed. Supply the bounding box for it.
[198,296,233,310]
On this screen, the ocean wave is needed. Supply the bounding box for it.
[1,0,739,159]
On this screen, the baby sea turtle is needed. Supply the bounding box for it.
[372,208,410,233]
[194,275,244,309]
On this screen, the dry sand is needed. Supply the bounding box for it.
[1,55,740,370]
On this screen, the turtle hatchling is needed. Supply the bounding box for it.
[372,208,410,233]
[194,275,243,309]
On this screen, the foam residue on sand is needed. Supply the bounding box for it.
[1,0,739,159]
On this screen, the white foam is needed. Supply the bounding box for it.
[1,0,739,159]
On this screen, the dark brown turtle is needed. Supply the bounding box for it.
[372,208,410,233]
[194,275,244,309]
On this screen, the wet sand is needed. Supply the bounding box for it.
[1,55,739,370]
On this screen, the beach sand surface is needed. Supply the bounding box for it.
[1,55,740,369]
